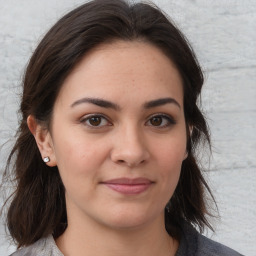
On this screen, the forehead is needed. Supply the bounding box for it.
[72,40,180,79]
[56,40,183,107]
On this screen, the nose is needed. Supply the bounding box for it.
[110,126,150,168]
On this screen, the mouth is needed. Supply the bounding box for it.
[100,178,154,195]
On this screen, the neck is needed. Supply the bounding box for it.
[56,211,178,256]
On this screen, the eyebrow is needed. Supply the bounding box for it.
[71,97,120,110]
[143,97,181,109]
[70,97,181,110]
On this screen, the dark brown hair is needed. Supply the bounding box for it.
[2,0,215,247]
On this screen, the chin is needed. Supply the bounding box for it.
[100,208,160,230]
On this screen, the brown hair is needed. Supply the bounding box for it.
[2,0,216,247]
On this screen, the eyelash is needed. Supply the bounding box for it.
[80,114,112,129]
[146,114,176,128]
[80,113,176,129]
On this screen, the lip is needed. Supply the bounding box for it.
[100,178,154,195]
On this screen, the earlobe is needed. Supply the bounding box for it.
[27,115,57,167]
[189,125,193,137]
[184,125,193,161]
[183,151,188,160]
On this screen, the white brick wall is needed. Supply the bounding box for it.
[0,1,255,255]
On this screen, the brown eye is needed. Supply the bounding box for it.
[150,116,163,126]
[88,116,102,126]
[146,114,176,128]
[81,115,111,128]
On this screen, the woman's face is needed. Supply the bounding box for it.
[47,40,187,230]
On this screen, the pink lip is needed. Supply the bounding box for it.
[101,178,154,195]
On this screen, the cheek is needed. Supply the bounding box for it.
[154,135,187,164]
[159,151,183,183]
[53,140,102,201]
[53,135,107,179]
[154,137,186,188]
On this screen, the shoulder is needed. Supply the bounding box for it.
[176,222,244,256]
[9,235,63,256]
[197,232,244,256]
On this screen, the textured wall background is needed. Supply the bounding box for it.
[0,0,255,255]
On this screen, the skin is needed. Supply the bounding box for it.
[28,40,187,256]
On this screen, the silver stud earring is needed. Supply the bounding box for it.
[43,156,50,163]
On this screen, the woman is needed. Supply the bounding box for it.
[2,0,243,255]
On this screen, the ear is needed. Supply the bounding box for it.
[189,126,194,137]
[27,115,57,167]
[184,125,193,160]
[183,151,188,160]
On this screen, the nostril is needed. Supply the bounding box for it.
[111,145,150,167]
[116,159,146,167]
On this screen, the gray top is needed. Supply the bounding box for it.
[10,223,244,256]
[175,222,244,256]
[10,235,63,256]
